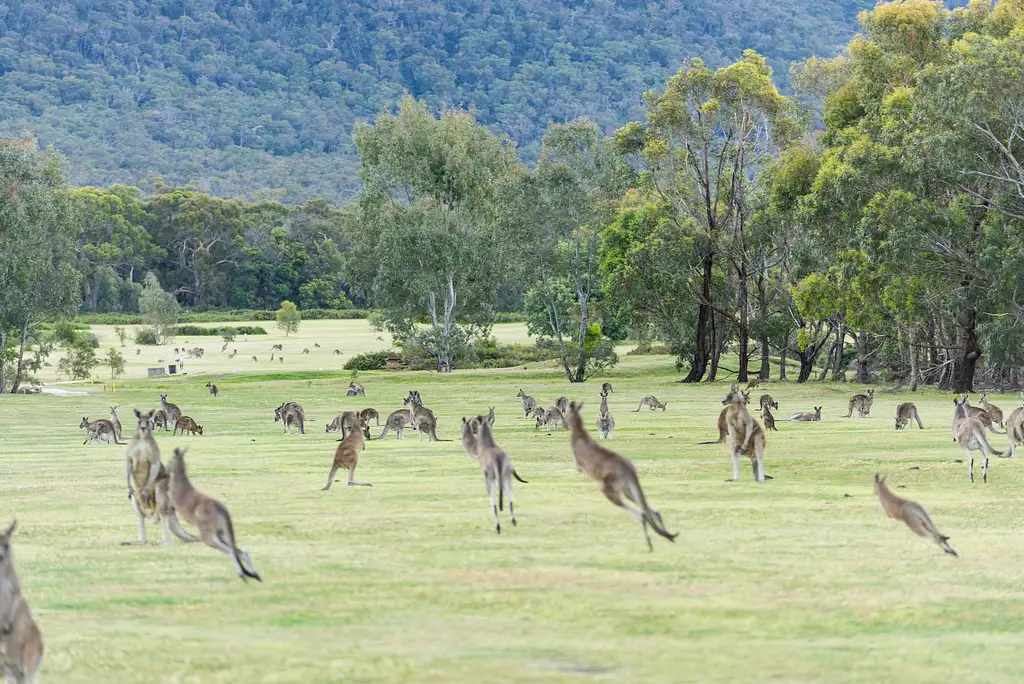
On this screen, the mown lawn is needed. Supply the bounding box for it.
[3,320,1024,683]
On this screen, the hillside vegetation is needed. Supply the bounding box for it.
[0,0,877,203]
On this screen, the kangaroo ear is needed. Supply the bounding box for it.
[2,519,15,539]
[874,473,880,483]
[462,417,467,424]
[134,409,141,418]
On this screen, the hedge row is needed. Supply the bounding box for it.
[76,309,369,325]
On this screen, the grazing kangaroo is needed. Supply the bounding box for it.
[160,394,182,430]
[301,348,310,354]
[759,394,778,410]
[206,382,218,398]
[554,396,569,414]
[535,406,566,431]
[601,382,613,394]
[0,521,44,684]
[633,395,667,412]
[979,393,1005,429]
[874,474,957,557]
[173,416,203,436]
[566,402,677,551]
[517,389,537,418]
[270,344,282,351]
[333,349,342,355]
[347,382,365,397]
[721,385,767,482]
[79,417,123,445]
[894,402,924,430]
[274,402,305,434]
[760,403,778,432]
[359,407,381,427]
[377,410,413,440]
[1006,398,1024,458]
[532,406,546,420]
[325,411,361,438]
[123,410,199,547]
[596,390,615,439]
[314,343,321,348]
[953,397,1008,483]
[109,405,124,442]
[322,418,371,489]
[167,449,261,582]
[472,419,519,534]
[780,407,821,422]
[843,389,874,418]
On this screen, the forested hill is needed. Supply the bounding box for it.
[1,0,876,204]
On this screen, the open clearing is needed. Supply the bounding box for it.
[3,321,1024,683]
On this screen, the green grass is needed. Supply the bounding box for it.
[4,320,1024,682]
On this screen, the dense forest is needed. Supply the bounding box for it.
[0,0,884,203]
[3,0,1023,396]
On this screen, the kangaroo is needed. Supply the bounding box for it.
[160,394,182,429]
[532,406,546,420]
[228,350,237,359]
[314,343,321,348]
[404,394,442,441]
[173,416,203,436]
[566,402,677,551]
[275,403,305,434]
[472,419,519,534]
[123,410,199,547]
[744,378,759,391]
[109,405,123,442]
[1006,399,1024,458]
[79,417,123,445]
[167,449,261,582]
[874,474,957,557]
[596,390,615,439]
[270,344,282,351]
[270,352,275,362]
[554,396,569,414]
[221,341,229,352]
[760,403,778,432]
[301,348,310,354]
[894,402,924,430]
[601,382,613,394]
[843,389,874,418]
[377,410,413,440]
[322,419,371,489]
[699,408,730,445]
[759,394,778,410]
[979,393,1005,429]
[956,394,1004,435]
[953,397,1008,483]
[333,349,342,355]
[633,395,667,411]
[359,407,380,427]
[150,409,170,432]
[326,411,361,438]
[252,356,257,362]
[780,407,821,422]
[721,385,767,482]
[0,521,44,684]
[347,382,365,397]
[535,406,566,431]
[206,382,218,398]
[460,417,480,459]
[517,389,537,418]
[406,390,422,405]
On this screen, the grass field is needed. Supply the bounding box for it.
[3,320,1024,683]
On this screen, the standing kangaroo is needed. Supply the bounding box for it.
[634,395,667,411]
[274,402,305,434]
[601,382,614,394]
[123,410,199,547]
[566,402,677,551]
[377,410,413,440]
[167,449,262,582]
[517,389,537,418]
[721,384,767,482]
[109,405,123,442]
[953,397,1008,483]
[206,382,218,398]
[160,394,182,430]
[322,418,371,489]
[759,394,778,410]
[979,393,1005,429]
[472,419,520,534]
[1005,394,1024,458]
[843,389,874,418]
[404,395,441,441]
[894,402,924,430]
[0,520,44,684]
[760,403,778,432]
[596,390,615,439]
[554,396,569,414]
[874,474,957,557]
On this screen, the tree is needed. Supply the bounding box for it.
[139,272,180,344]
[0,136,82,393]
[349,97,522,372]
[276,300,301,336]
[105,348,126,379]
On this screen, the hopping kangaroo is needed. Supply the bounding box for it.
[780,407,821,422]
[843,389,874,418]
[979,393,1005,429]
[1005,393,1024,458]
[596,390,615,439]
[80,417,123,445]
[160,394,182,429]
[322,418,371,489]
[874,473,957,557]
[167,449,262,582]
[347,382,365,397]
[517,389,537,419]
[721,385,767,482]
[471,418,520,534]
[123,410,200,546]
[566,402,677,550]
[634,395,667,412]
[894,402,924,430]
[173,416,203,436]
[109,405,123,442]
[953,397,1008,483]
[274,402,305,434]
[0,521,44,684]
[206,382,218,398]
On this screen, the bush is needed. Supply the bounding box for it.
[472,337,561,368]
[494,312,527,323]
[174,324,267,337]
[134,328,159,345]
[76,308,370,325]
[344,350,392,371]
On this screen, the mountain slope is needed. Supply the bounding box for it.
[0,0,877,203]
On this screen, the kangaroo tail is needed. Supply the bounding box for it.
[697,437,726,445]
[512,468,529,484]
[629,480,677,543]
[221,510,262,582]
[233,546,263,582]
[936,534,959,557]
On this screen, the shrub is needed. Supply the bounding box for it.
[76,308,371,325]
[174,324,267,337]
[472,337,561,368]
[134,328,159,345]
[344,350,392,371]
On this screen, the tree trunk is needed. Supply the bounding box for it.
[819,342,834,382]
[736,263,749,383]
[953,307,980,393]
[11,319,30,394]
[759,339,770,380]
[707,309,720,382]
[830,321,844,381]
[854,331,870,384]
[683,251,713,382]
[778,338,788,381]
[756,271,770,380]
[908,325,920,392]
[0,328,7,394]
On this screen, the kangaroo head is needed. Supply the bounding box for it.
[873,472,887,494]
[80,417,89,428]
[160,394,168,402]
[169,447,187,473]
[815,407,822,417]
[867,389,874,398]
[0,519,15,567]
[722,387,745,406]
[136,410,154,435]
[110,405,118,413]
[197,425,203,435]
